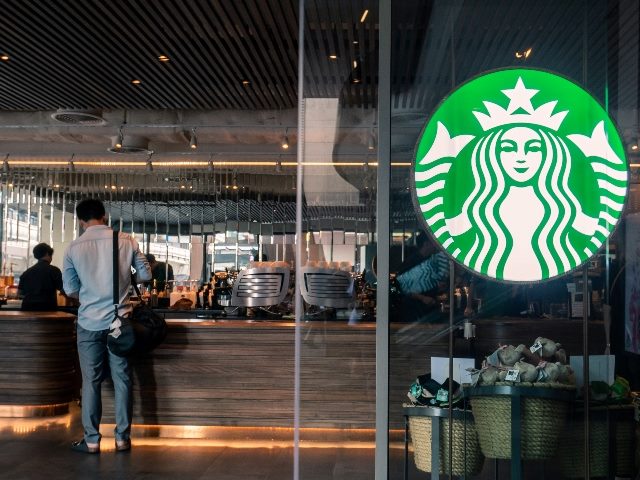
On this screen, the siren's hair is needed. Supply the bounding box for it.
[462,127,581,279]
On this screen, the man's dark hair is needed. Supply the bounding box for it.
[76,198,106,222]
[33,242,54,260]
[146,254,156,263]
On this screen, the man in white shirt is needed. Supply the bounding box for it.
[63,198,151,454]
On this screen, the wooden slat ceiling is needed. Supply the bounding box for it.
[0,0,381,111]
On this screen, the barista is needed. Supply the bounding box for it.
[18,243,64,311]
[145,253,174,291]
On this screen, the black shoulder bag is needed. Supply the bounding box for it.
[107,231,167,357]
[107,231,136,357]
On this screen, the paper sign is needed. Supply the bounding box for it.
[569,355,615,388]
[505,369,520,382]
[431,357,475,385]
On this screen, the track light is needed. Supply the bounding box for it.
[146,153,153,172]
[115,127,123,149]
[368,128,376,151]
[281,128,289,150]
[189,128,198,149]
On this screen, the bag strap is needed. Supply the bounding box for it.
[113,230,119,316]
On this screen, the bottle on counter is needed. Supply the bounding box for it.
[150,279,158,308]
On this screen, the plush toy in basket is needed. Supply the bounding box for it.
[405,374,484,476]
[466,337,577,460]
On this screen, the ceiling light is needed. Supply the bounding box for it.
[352,78,361,84]
[131,79,142,85]
[189,128,198,149]
[158,55,170,62]
[515,47,532,59]
[360,9,369,22]
[232,171,238,190]
[108,135,151,154]
[329,54,338,60]
[115,127,123,149]
[242,80,250,86]
[281,129,289,150]
[353,41,359,45]
[0,55,9,61]
[353,60,358,68]
[368,128,376,150]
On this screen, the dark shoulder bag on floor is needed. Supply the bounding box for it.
[107,231,167,357]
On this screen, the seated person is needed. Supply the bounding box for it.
[145,254,174,291]
[18,243,64,311]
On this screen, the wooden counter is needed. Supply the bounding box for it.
[102,317,605,429]
[0,311,77,413]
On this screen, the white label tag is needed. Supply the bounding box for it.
[505,369,520,382]
[530,341,543,354]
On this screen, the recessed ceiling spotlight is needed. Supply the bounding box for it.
[329,54,338,60]
[242,80,250,86]
[0,54,9,61]
[515,48,532,59]
[158,55,170,62]
[632,145,638,151]
[131,79,142,85]
[352,78,361,84]
[353,41,359,45]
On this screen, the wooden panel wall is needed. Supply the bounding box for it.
[101,318,605,429]
[0,311,76,405]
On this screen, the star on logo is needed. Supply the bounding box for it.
[502,77,538,114]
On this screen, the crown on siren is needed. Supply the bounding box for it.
[472,77,568,131]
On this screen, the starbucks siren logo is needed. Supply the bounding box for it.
[413,68,628,282]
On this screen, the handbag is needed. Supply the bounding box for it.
[107,230,136,357]
[107,231,167,357]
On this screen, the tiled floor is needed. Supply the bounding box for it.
[0,405,397,480]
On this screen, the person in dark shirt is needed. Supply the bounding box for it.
[145,254,174,291]
[18,242,64,310]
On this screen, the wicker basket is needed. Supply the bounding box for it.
[406,406,484,476]
[468,383,575,460]
[559,405,635,478]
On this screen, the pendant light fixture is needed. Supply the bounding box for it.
[281,128,289,150]
[190,128,198,149]
[115,126,124,149]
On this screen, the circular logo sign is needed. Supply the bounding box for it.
[413,68,628,282]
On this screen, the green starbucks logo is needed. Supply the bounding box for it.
[413,68,628,282]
